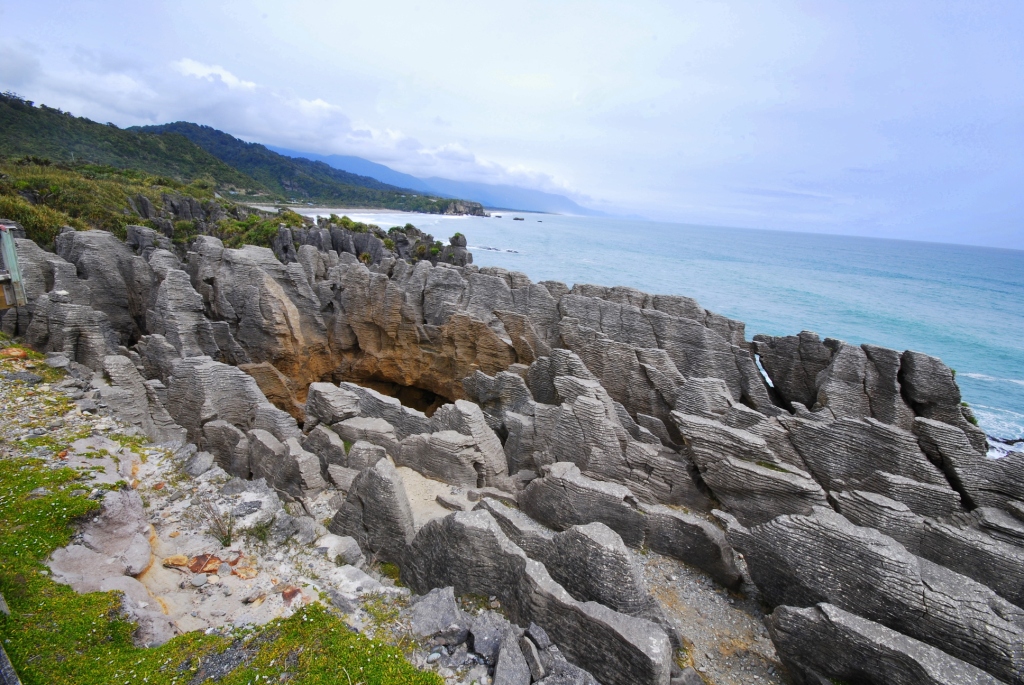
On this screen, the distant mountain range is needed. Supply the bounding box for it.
[267,145,607,216]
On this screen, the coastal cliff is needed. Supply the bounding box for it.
[2,218,1022,685]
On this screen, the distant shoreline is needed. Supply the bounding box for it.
[251,203,553,217]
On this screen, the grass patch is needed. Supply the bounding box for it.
[242,519,272,544]
[377,562,402,586]
[0,457,440,684]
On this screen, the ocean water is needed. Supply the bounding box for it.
[295,208,1024,449]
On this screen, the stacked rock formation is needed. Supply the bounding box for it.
[2,219,1022,685]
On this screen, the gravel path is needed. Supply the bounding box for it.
[643,552,790,685]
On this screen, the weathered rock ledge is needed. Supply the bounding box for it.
[3,220,1023,685]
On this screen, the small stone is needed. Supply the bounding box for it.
[44,355,70,369]
[519,635,546,681]
[525,622,551,650]
[191,574,208,587]
[183,451,214,477]
[232,500,263,517]
[426,652,441,664]
[218,562,232,576]
[6,371,42,385]
[207,574,220,584]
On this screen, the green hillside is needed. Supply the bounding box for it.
[0,92,265,193]
[137,121,407,194]
[0,92,484,214]
[135,122,482,213]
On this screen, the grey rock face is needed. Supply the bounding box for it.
[333,417,400,458]
[304,382,361,428]
[752,331,834,409]
[724,507,1024,683]
[202,420,249,478]
[402,510,672,685]
[183,450,214,477]
[855,469,963,519]
[640,503,743,590]
[301,424,349,476]
[768,603,1003,685]
[545,523,678,648]
[24,291,119,370]
[786,416,949,492]
[166,356,268,446]
[901,351,988,450]
[99,355,186,443]
[522,463,647,547]
[328,458,416,564]
[915,417,1024,509]
[834,489,1024,608]
[410,586,464,639]
[247,430,326,500]
[55,229,156,346]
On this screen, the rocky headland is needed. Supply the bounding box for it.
[1,214,1022,685]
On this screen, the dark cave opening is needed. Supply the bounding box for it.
[356,378,450,417]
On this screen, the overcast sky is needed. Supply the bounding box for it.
[2,1,1022,248]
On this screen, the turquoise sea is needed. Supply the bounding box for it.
[296,208,1024,452]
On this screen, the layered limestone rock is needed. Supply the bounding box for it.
[833,489,1024,608]
[7,220,1022,685]
[402,510,673,685]
[723,507,1024,684]
[768,603,1003,685]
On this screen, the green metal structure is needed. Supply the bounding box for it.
[0,224,27,310]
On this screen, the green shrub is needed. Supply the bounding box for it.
[0,194,73,247]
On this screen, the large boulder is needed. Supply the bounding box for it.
[328,458,416,564]
[521,463,647,547]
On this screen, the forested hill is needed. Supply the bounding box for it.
[134,122,485,214]
[0,92,485,213]
[135,122,411,196]
[0,92,262,193]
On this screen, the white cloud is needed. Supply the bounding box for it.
[173,58,256,90]
[2,1,1023,247]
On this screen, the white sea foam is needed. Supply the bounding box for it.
[961,373,1024,387]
